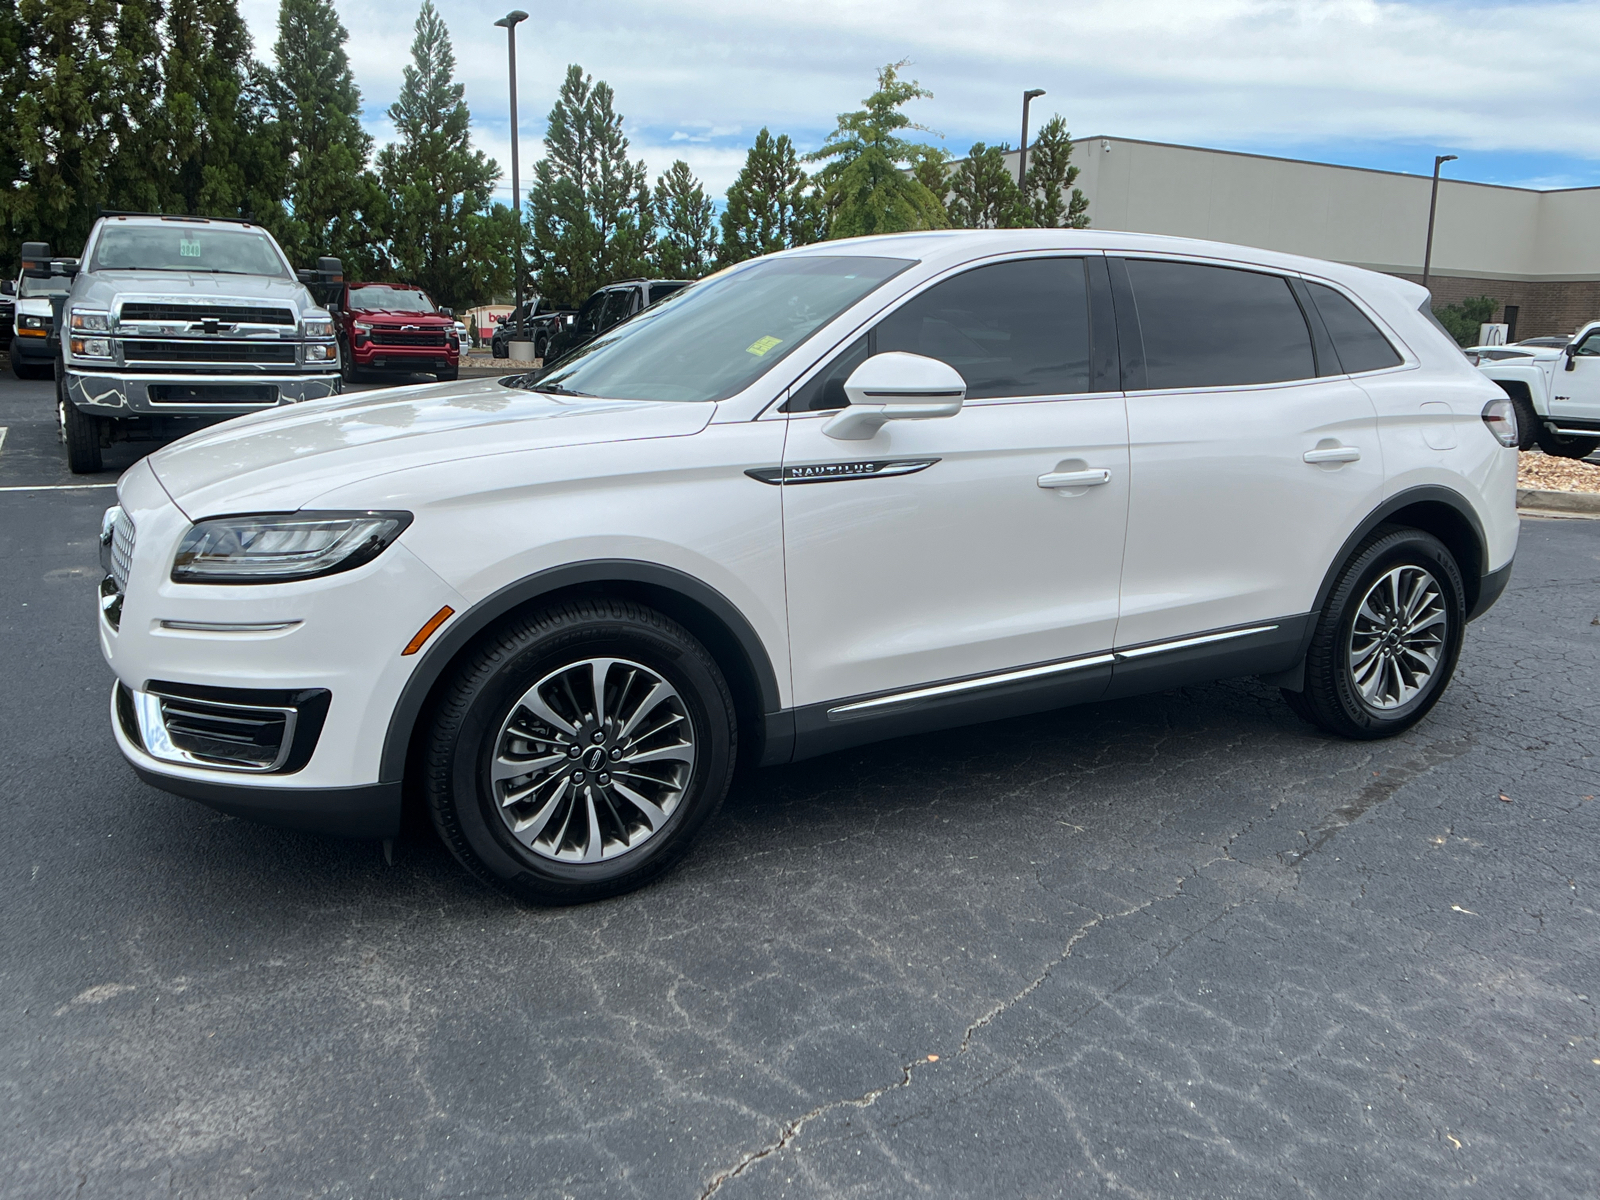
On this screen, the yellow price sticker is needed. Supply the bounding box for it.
[746,335,783,357]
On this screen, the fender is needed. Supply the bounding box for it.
[1477,362,1550,415]
[378,559,785,782]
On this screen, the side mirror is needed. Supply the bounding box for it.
[297,268,317,284]
[316,256,343,284]
[1,280,13,296]
[822,352,966,441]
[439,307,453,319]
[1565,346,1579,372]
[21,241,53,279]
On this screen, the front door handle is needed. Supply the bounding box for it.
[1038,469,1111,489]
[1303,446,1361,464]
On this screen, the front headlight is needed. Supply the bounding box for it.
[71,309,111,333]
[305,343,336,361]
[70,336,112,358]
[303,317,334,338]
[18,314,49,334]
[171,511,413,584]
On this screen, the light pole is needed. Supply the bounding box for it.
[1421,153,1457,292]
[494,10,529,340]
[1018,89,1046,188]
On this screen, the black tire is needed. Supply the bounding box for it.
[1283,526,1465,740]
[59,394,105,474]
[492,340,508,360]
[423,598,737,904]
[339,342,364,385]
[13,357,50,380]
[1533,423,1600,460]
[534,330,549,360]
[435,365,458,382]
[1500,387,1540,451]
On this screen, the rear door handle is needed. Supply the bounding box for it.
[1303,446,1361,464]
[1038,469,1111,489]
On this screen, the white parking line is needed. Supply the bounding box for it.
[0,483,117,492]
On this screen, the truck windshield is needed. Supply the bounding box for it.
[90,225,290,277]
[529,256,914,403]
[348,287,435,312]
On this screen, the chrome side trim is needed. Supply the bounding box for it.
[1550,427,1600,437]
[827,654,1116,720]
[158,619,302,633]
[1113,624,1280,661]
[746,458,940,486]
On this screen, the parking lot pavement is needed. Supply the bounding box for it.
[2,367,1598,1198]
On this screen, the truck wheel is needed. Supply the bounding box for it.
[492,341,508,360]
[1533,424,1600,460]
[1499,387,1539,451]
[13,358,49,380]
[1283,526,1464,740]
[423,598,737,904]
[339,343,364,385]
[435,365,459,382]
[59,395,105,474]
[534,330,549,360]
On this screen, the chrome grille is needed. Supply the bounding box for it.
[119,302,296,326]
[155,693,294,771]
[110,511,135,591]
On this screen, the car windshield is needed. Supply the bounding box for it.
[349,286,434,312]
[528,255,915,402]
[91,225,289,277]
[19,275,72,298]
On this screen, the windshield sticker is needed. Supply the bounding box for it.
[745,335,783,357]
[179,238,202,258]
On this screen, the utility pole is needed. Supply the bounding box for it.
[494,10,530,337]
[1422,153,1457,292]
[1018,89,1046,189]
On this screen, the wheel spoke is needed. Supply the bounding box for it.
[581,790,604,862]
[618,680,672,740]
[611,779,667,832]
[514,683,577,736]
[622,742,695,766]
[511,778,568,840]
[591,659,613,729]
[492,752,565,783]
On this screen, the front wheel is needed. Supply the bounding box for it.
[339,343,364,385]
[435,365,458,382]
[59,394,105,474]
[423,599,737,904]
[1283,526,1465,740]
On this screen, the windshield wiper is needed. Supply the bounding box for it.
[532,382,595,397]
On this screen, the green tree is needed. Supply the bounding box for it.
[376,0,501,310]
[1024,116,1088,228]
[526,64,652,308]
[270,0,386,274]
[807,61,950,239]
[1433,295,1499,347]
[653,160,717,279]
[99,0,166,218]
[0,0,33,268]
[717,128,819,266]
[947,142,1029,229]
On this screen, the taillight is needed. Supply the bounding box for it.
[1481,397,1518,448]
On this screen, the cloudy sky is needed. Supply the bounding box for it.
[237,0,1600,206]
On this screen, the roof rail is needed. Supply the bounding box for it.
[95,209,256,227]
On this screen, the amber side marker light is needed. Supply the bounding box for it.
[403,605,454,656]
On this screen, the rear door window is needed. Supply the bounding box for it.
[875,258,1091,399]
[598,290,633,331]
[1307,283,1404,373]
[573,293,606,337]
[1124,260,1315,389]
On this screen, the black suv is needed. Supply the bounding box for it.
[490,296,569,360]
[542,279,690,363]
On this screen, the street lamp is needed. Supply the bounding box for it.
[1421,153,1457,292]
[1018,89,1046,188]
[494,10,530,341]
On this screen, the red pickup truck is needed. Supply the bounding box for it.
[330,282,459,384]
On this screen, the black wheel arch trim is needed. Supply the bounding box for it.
[379,559,785,782]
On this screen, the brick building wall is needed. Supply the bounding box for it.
[1389,274,1600,340]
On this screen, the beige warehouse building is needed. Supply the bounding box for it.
[1006,137,1600,339]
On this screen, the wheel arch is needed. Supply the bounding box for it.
[380,560,785,784]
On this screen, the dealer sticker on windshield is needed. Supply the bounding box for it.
[179,239,202,258]
[745,335,782,357]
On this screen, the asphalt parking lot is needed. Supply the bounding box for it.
[3,368,1598,1199]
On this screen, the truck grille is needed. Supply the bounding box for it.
[124,340,297,364]
[147,383,279,405]
[119,303,296,326]
[371,329,448,347]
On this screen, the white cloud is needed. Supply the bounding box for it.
[239,0,1600,200]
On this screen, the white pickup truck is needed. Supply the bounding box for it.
[1474,321,1600,458]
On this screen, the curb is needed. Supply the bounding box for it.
[1517,488,1600,518]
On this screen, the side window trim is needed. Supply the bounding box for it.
[1289,276,1342,376]
[1105,257,1146,392]
[1086,255,1121,392]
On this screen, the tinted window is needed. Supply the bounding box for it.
[347,286,434,312]
[573,292,606,336]
[1574,329,1600,357]
[1125,260,1314,389]
[789,335,871,412]
[651,282,688,303]
[598,290,633,331]
[875,258,1090,399]
[1308,283,1403,373]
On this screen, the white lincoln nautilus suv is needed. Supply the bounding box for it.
[99,230,1519,903]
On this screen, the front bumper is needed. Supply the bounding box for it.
[351,344,458,370]
[9,333,53,362]
[66,369,340,417]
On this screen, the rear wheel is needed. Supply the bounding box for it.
[1533,423,1600,460]
[423,599,736,904]
[1497,386,1539,451]
[1283,526,1465,739]
[59,394,105,474]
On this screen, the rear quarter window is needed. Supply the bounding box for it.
[1307,283,1404,373]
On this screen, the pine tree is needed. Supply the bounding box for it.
[947,142,1030,230]
[271,0,386,274]
[376,0,501,310]
[0,0,32,267]
[99,0,166,218]
[1024,116,1089,229]
[717,128,818,267]
[652,160,716,279]
[807,61,949,240]
[525,64,651,308]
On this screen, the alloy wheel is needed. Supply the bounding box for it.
[488,657,696,863]
[1347,565,1447,710]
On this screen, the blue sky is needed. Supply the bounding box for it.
[239,0,1600,203]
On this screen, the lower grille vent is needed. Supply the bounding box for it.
[158,695,293,770]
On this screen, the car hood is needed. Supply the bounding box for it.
[147,377,715,517]
[347,309,452,321]
[76,270,315,311]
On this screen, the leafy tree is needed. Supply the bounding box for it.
[376,0,501,310]
[0,0,32,268]
[807,61,949,239]
[653,160,717,279]
[1024,116,1088,228]
[947,142,1029,229]
[270,0,387,274]
[99,0,166,218]
[525,64,652,308]
[1433,295,1499,347]
[718,128,819,266]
